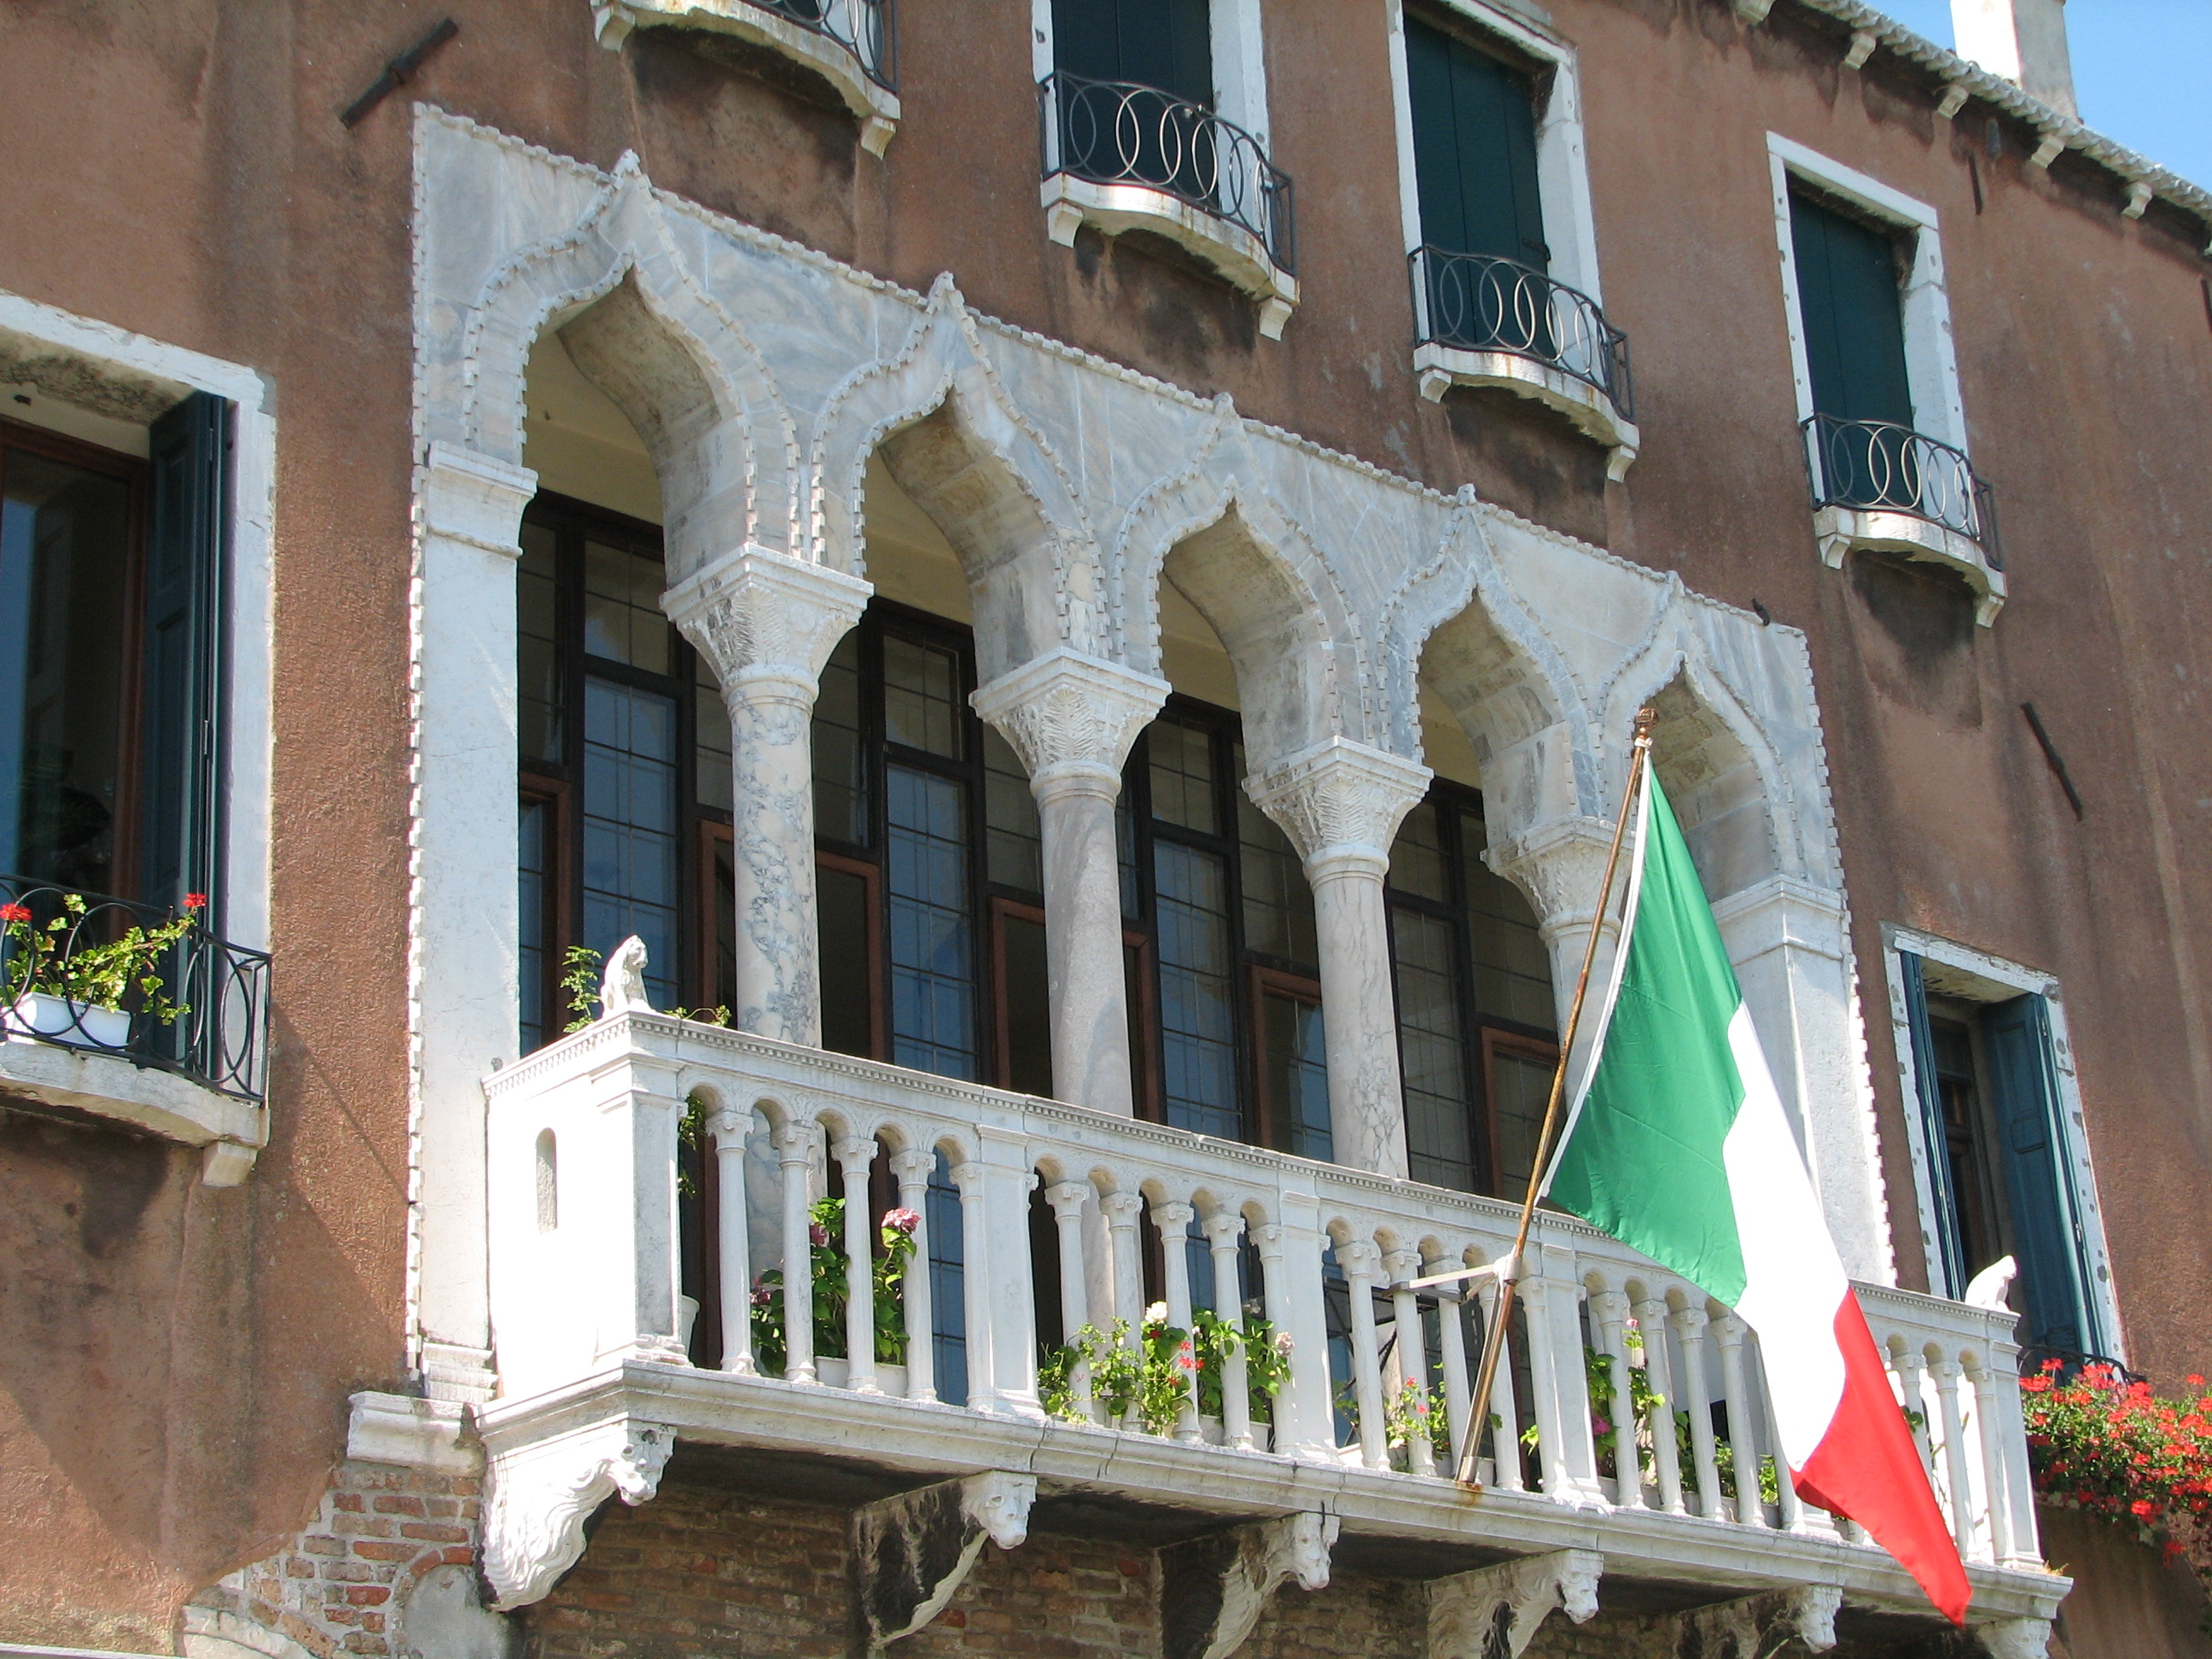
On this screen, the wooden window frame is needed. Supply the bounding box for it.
[1479,1025,1561,1201]
[988,894,1051,1093]
[816,846,888,1062]
[1249,963,1325,1156]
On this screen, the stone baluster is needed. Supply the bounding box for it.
[1671,1304,1724,1521]
[1254,1219,1319,1457]
[1204,1209,1254,1450]
[890,1148,937,1402]
[1103,1190,1146,1328]
[972,650,1169,1117]
[976,1125,1041,1417]
[1045,1180,1097,1420]
[774,1119,820,1383]
[1338,1239,1388,1469]
[1715,1314,1765,1527]
[1155,1201,1203,1442]
[1933,1356,1977,1557]
[663,547,871,1045]
[711,1104,756,1376]
[1894,1343,1936,1477]
[1987,1335,2043,1569]
[1429,1251,1473,1476]
[1475,1278,1526,1492]
[1245,738,1433,1178]
[833,1136,882,1394]
[1969,1359,2015,1566]
[1522,1240,1603,1503]
[1755,1346,1807,1533]
[953,1159,994,1411]
[1633,1290,1686,1514]
[1589,1289,1642,1506]
[1385,1248,1436,1476]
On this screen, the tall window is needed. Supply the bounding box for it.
[1789,188,1914,431]
[811,603,1052,1092]
[1385,789,1557,1197]
[515,492,733,1051]
[1406,15,1548,271]
[0,398,227,916]
[1899,953,2104,1354]
[1052,0,1214,103]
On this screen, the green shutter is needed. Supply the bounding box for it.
[1052,0,1214,105]
[1789,190,1913,427]
[1982,994,2102,1354]
[1406,18,1547,268]
[142,392,229,922]
[1899,952,1968,1298]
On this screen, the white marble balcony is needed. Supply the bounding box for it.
[478,1010,2062,1639]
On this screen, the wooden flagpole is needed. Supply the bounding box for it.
[1454,706,1656,1489]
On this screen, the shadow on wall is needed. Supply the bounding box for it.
[2040,1505,2212,1659]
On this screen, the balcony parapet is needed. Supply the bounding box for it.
[482,1014,2064,1636]
[1802,414,2005,625]
[1410,247,1639,480]
[1039,72,1297,339]
[0,876,270,1184]
[592,0,900,155]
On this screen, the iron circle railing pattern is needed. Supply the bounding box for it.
[1039,71,1295,276]
[1802,414,2001,568]
[1410,247,1634,420]
[759,0,896,91]
[0,876,271,1103]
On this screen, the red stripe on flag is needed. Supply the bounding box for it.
[1793,1291,1972,1626]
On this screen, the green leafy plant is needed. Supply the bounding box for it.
[1,891,201,1024]
[2021,1358,2212,1588]
[560,944,730,1033]
[749,1195,919,1376]
[1041,1305,1288,1437]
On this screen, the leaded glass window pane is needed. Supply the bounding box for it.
[582,538,671,672]
[883,632,964,759]
[1462,813,1556,1032]
[581,677,681,1009]
[1236,743,1316,969]
[1489,1044,1553,1201]
[519,799,549,1051]
[1389,798,1451,904]
[1149,716,1217,834]
[1394,906,1472,1190]
[695,655,732,812]
[1155,841,1237,1138]
[983,725,1042,893]
[1263,991,1330,1161]
[516,520,562,765]
[813,632,867,846]
[887,764,975,1078]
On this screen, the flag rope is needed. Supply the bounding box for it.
[1455,706,1656,1489]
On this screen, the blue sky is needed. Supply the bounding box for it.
[1869,0,2212,186]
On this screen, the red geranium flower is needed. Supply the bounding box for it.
[0,902,29,923]
[183,893,207,911]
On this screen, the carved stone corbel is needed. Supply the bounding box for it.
[849,1470,1037,1650]
[1668,1585,1842,1657]
[481,1417,677,1610]
[1427,1549,1603,1659]
[1161,1511,1339,1659]
[1975,1617,2055,1659]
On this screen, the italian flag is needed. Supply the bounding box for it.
[1543,771,1971,1625]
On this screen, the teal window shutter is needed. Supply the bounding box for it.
[1052,0,1214,105]
[142,392,230,923]
[1788,190,1913,427]
[1406,18,1547,267]
[1982,993,2102,1354]
[1898,952,1967,1298]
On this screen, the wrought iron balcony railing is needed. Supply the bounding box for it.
[1411,247,1633,420]
[758,0,895,91]
[0,876,271,1104]
[1802,414,2000,568]
[1039,71,1295,275]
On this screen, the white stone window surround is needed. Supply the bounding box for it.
[1878,924,2123,1361]
[1382,0,1637,474]
[1032,0,1298,338]
[1764,135,2004,622]
[0,288,276,1182]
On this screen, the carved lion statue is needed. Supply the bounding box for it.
[599,935,652,1017]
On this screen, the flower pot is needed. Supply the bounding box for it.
[6,992,131,1050]
[814,1357,910,1396]
[678,1295,701,1351]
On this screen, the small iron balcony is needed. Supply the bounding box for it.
[1802,415,2005,623]
[755,0,895,90]
[1039,71,1298,336]
[0,876,271,1182]
[1409,247,1639,478]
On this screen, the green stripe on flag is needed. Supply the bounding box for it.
[1544,774,1752,1307]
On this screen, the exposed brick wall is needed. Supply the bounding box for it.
[186,1458,481,1659]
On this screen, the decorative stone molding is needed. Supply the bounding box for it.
[1426,1548,1603,1659]
[481,1415,678,1610]
[1412,345,1640,481]
[1976,1616,2055,1659]
[663,544,873,702]
[419,1341,499,1408]
[848,1470,1038,1649]
[0,1037,265,1185]
[1812,505,2005,626]
[590,0,901,156]
[971,648,1171,799]
[1842,28,1877,69]
[346,1391,482,1476]
[1244,736,1432,882]
[1043,178,1298,340]
[1668,1585,1842,1656]
[1937,83,1971,119]
[1486,814,1619,937]
[1159,1511,1337,1659]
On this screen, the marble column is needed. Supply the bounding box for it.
[972,649,1168,1117]
[1486,813,1621,1087]
[663,547,871,1045]
[1245,736,1432,1179]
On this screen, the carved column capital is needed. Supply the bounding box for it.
[1669,1302,1711,1338]
[1154,1200,1196,1232]
[1243,737,1432,884]
[707,1103,752,1146]
[832,1135,877,1173]
[1253,1222,1287,1260]
[1202,1208,1245,1249]
[1382,1247,1423,1285]
[771,1119,818,1161]
[888,1146,935,1184]
[1043,1179,1093,1220]
[662,545,871,706]
[970,649,1170,800]
[1588,1289,1631,1326]
[481,1416,678,1610]
[1336,1238,1382,1280]
[1102,1190,1145,1227]
[1428,1548,1604,1659]
[1483,814,1620,937]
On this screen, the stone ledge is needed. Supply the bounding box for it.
[1813,504,2005,626]
[1042,175,1297,339]
[1414,341,1639,481]
[346,1392,483,1475]
[0,1034,263,1185]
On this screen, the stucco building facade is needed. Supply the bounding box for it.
[0,0,2207,1655]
